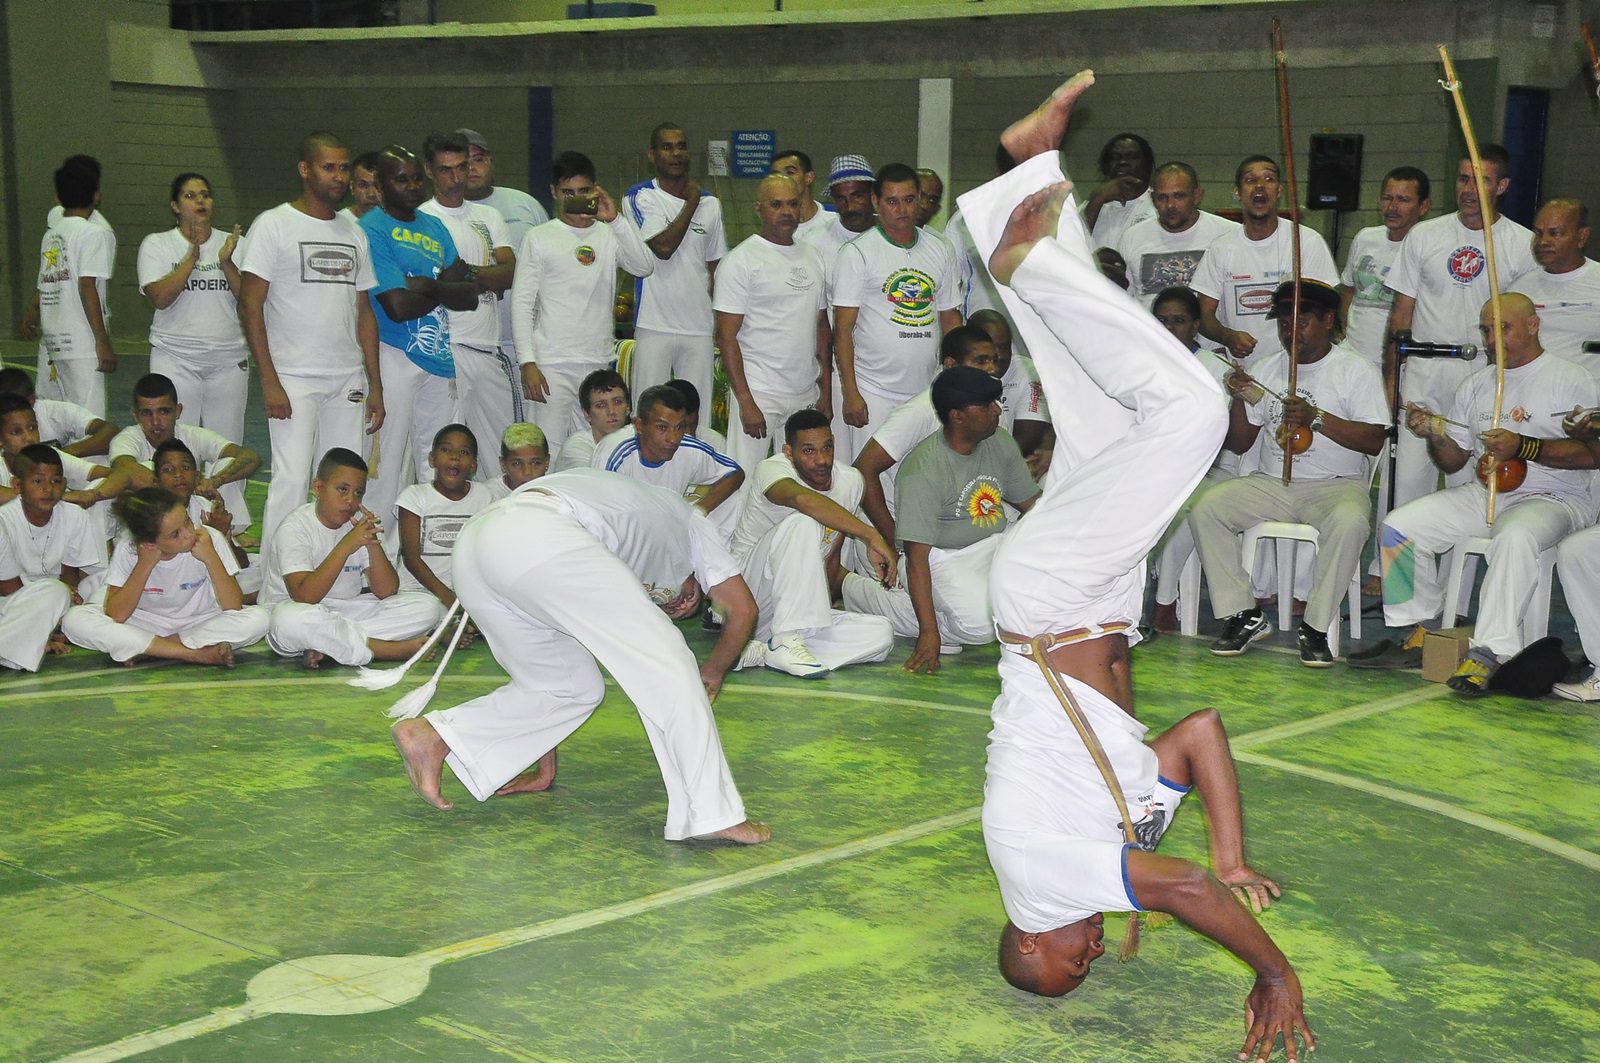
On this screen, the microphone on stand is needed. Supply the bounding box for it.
[1393,331,1481,360]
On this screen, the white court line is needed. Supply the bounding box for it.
[1238,751,1600,872]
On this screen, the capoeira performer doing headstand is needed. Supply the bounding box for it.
[967,73,1313,1062]
[391,468,770,845]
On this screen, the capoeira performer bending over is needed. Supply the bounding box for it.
[967,73,1313,1062]
[391,468,770,845]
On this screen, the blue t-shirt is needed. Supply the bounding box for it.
[360,207,458,378]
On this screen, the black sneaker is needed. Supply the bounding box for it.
[701,610,723,633]
[1298,623,1334,668]
[1211,610,1271,656]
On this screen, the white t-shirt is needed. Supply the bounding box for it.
[237,204,376,377]
[872,389,940,464]
[1088,188,1156,251]
[509,469,740,600]
[109,422,234,469]
[419,198,513,350]
[0,498,103,584]
[712,234,826,397]
[729,455,862,562]
[793,202,832,243]
[1190,221,1339,361]
[512,217,655,366]
[1386,211,1538,347]
[1115,211,1241,308]
[137,227,248,361]
[33,399,100,449]
[1340,225,1406,363]
[393,481,494,593]
[553,430,599,474]
[37,215,116,363]
[1001,354,1051,427]
[592,429,742,502]
[625,180,727,336]
[474,186,550,350]
[1242,343,1387,481]
[831,227,962,398]
[1509,260,1600,384]
[47,206,110,231]
[106,526,238,630]
[1446,353,1600,509]
[798,213,859,300]
[0,449,103,494]
[260,502,369,606]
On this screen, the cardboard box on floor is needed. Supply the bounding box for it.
[1422,626,1474,682]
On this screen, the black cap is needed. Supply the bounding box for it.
[1265,278,1341,319]
[1487,636,1570,698]
[931,365,1003,419]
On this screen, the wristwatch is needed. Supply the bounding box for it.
[1309,410,1325,434]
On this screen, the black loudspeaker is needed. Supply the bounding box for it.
[1306,133,1364,211]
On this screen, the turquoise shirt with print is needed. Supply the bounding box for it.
[360,207,459,377]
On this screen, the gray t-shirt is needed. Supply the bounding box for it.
[894,428,1039,551]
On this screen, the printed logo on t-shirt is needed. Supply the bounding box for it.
[424,516,471,553]
[785,267,815,291]
[960,475,1005,528]
[1349,253,1392,308]
[575,245,596,266]
[883,268,936,327]
[1448,246,1486,284]
[1234,284,1276,316]
[469,221,494,258]
[1509,404,1532,424]
[1137,249,1206,296]
[299,241,358,285]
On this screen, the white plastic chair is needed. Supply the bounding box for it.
[1238,521,1363,657]
[1440,535,1556,640]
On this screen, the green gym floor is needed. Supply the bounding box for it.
[3,348,1598,1061]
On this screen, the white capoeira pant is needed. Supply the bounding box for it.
[367,342,457,525]
[36,356,105,420]
[1191,474,1371,633]
[150,344,251,447]
[630,327,713,417]
[740,511,893,670]
[1557,524,1600,664]
[262,367,367,546]
[958,152,1226,926]
[725,387,817,473]
[1380,484,1592,659]
[0,581,72,672]
[836,384,912,468]
[64,602,270,662]
[453,342,525,480]
[267,592,442,666]
[841,534,1002,646]
[424,491,747,840]
[528,358,608,454]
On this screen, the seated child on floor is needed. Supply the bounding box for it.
[0,395,126,539]
[152,438,261,599]
[394,424,494,608]
[262,447,443,670]
[63,486,269,667]
[0,445,104,671]
[483,422,550,501]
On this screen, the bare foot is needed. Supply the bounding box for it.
[195,642,235,668]
[495,748,558,795]
[989,182,1072,286]
[1150,601,1180,635]
[301,649,325,670]
[46,633,72,656]
[999,69,1096,165]
[392,717,453,810]
[692,819,772,845]
[1217,865,1282,914]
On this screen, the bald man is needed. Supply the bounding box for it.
[713,174,830,473]
[965,73,1311,1063]
[1364,293,1600,693]
[1509,199,1600,387]
[916,167,945,228]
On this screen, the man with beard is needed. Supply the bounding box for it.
[1116,162,1240,309]
[239,132,383,545]
[728,409,896,679]
[799,154,877,287]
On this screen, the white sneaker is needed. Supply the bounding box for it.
[764,632,831,679]
[1552,666,1600,703]
[734,639,767,672]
